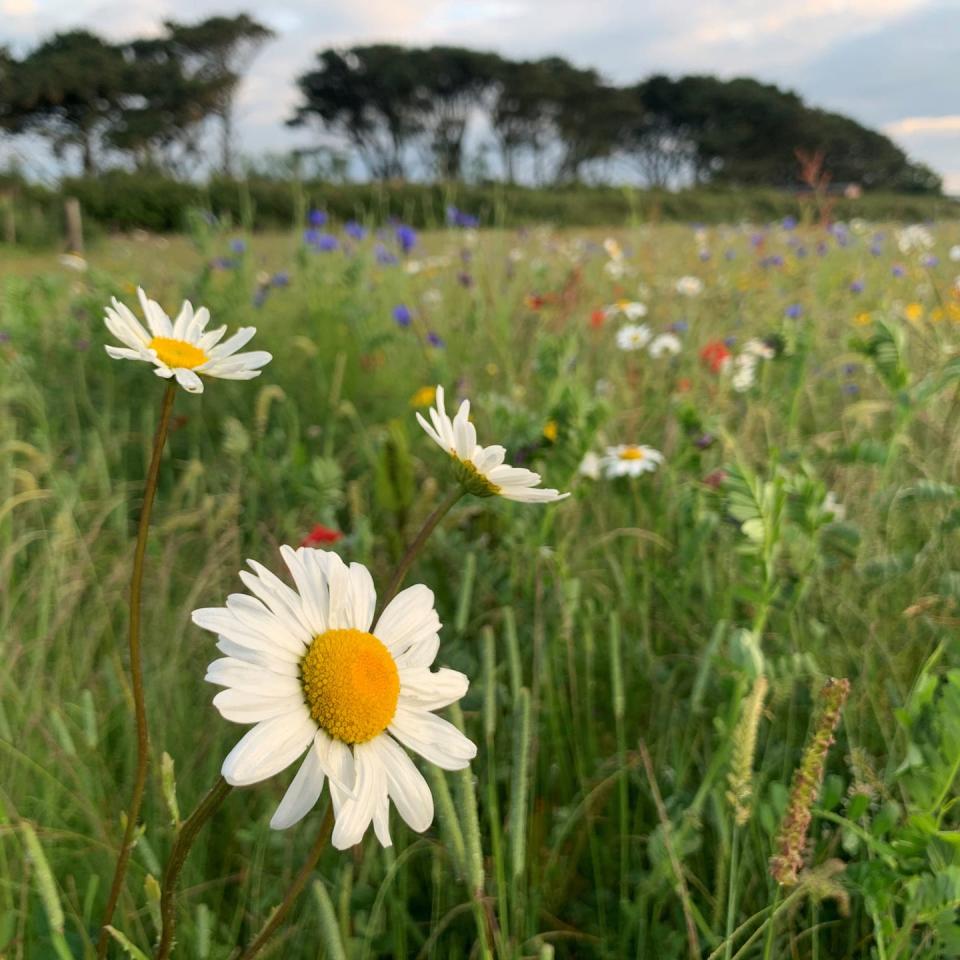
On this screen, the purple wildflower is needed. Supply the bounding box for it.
[344,220,366,240]
[396,224,417,254]
[426,331,445,348]
[393,304,412,328]
[375,244,399,266]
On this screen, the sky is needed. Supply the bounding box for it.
[2,0,958,192]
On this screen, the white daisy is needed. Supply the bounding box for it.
[104,287,271,394]
[742,338,775,360]
[416,386,568,503]
[601,444,664,478]
[675,275,704,297]
[578,451,601,480]
[616,324,652,351]
[609,300,648,320]
[648,333,682,358]
[731,354,759,392]
[194,547,476,849]
[949,245,960,263]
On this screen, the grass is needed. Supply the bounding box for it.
[2,215,960,959]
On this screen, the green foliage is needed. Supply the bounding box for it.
[4,218,960,958]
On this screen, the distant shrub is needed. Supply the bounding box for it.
[2,174,957,248]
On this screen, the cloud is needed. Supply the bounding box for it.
[0,0,955,187]
[885,115,960,136]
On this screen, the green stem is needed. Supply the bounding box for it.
[155,777,232,960]
[723,824,740,960]
[379,487,463,612]
[761,886,782,960]
[97,380,177,958]
[233,805,335,960]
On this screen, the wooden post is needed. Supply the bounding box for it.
[64,197,84,254]
[0,192,14,245]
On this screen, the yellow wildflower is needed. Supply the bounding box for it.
[904,302,924,323]
[543,420,558,443]
[409,385,437,408]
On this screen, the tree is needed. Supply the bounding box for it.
[4,31,127,175]
[549,60,628,183]
[107,37,226,172]
[163,14,274,177]
[290,46,424,180]
[490,58,562,183]
[409,46,502,180]
[620,79,697,188]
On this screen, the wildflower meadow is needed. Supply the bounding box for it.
[3,212,960,960]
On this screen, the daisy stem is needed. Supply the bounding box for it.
[97,380,177,959]
[379,486,464,611]
[234,804,335,960]
[155,776,232,960]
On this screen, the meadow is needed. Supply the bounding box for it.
[2,212,960,960]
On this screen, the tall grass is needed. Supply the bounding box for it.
[2,216,960,958]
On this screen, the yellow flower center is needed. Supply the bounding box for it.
[618,447,646,461]
[148,336,208,369]
[452,455,501,497]
[300,628,399,744]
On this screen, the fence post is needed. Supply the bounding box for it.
[0,192,14,245]
[64,197,84,254]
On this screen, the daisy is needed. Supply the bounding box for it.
[104,287,271,394]
[616,324,652,351]
[613,300,648,320]
[195,547,476,848]
[648,333,682,358]
[675,276,704,297]
[416,386,568,503]
[731,354,758,392]
[601,444,664,478]
[578,451,601,479]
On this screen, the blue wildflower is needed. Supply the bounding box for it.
[345,220,366,240]
[849,280,864,294]
[396,224,417,254]
[230,238,246,254]
[782,216,798,230]
[271,272,290,287]
[427,331,445,348]
[393,304,412,328]
[892,264,906,277]
[308,209,328,227]
[786,304,803,319]
[376,244,399,266]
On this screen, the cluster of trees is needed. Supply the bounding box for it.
[0,21,942,194]
[290,46,941,192]
[0,15,273,177]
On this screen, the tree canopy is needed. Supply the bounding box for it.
[0,31,941,194]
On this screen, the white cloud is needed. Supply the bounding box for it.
[886,115,960,136]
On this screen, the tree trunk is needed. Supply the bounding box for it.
[220,102,234,178]
[81,134,96,177]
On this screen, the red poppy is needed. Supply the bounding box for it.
[675,377,693,393]
[524,294,548,310]
[300,524,343,547]
[589,309,606,329]
[700,340,731,373]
